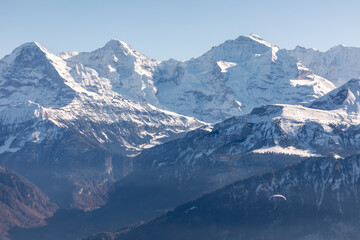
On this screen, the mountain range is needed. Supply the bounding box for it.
[1,34,360,239]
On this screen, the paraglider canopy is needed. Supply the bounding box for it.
[269,194,287,200]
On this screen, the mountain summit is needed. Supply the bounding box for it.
[62,39,159,104]
[0,42,75,109]
[154,34,335,122]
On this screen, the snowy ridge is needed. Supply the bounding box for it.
[289,45,360,86]
[138,103,360,176]
[248,33,278,48]
[43,94,203,153]
[310,78,360,115]
[233,103,360,158]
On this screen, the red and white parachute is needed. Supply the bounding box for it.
[269,194,287,200]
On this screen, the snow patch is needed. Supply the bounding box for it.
[31,131,42,143]
[0,136,20,154]
[252,146,321,157]
[216,61,237,73]
[184,206,197,213]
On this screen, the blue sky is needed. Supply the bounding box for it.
[1,0,359,61]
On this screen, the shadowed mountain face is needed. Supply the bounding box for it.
[86,155,360,240]
[0,165,57,240]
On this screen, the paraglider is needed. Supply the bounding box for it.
[269,194,287,201]
[269,194,287,210]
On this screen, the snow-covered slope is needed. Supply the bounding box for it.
[289,45,360,86]
[154,34,335,122]
[310,78,360,114]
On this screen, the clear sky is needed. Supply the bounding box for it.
[1,0,360,61]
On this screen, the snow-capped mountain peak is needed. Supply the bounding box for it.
[0,41,50,66]
[203,33,279,63]
[62,39,159,104]
[152,34,335,122]
[103,39,140,58]
[66,39,153,68]
[328,43,347,51]
[0,41,76,110]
